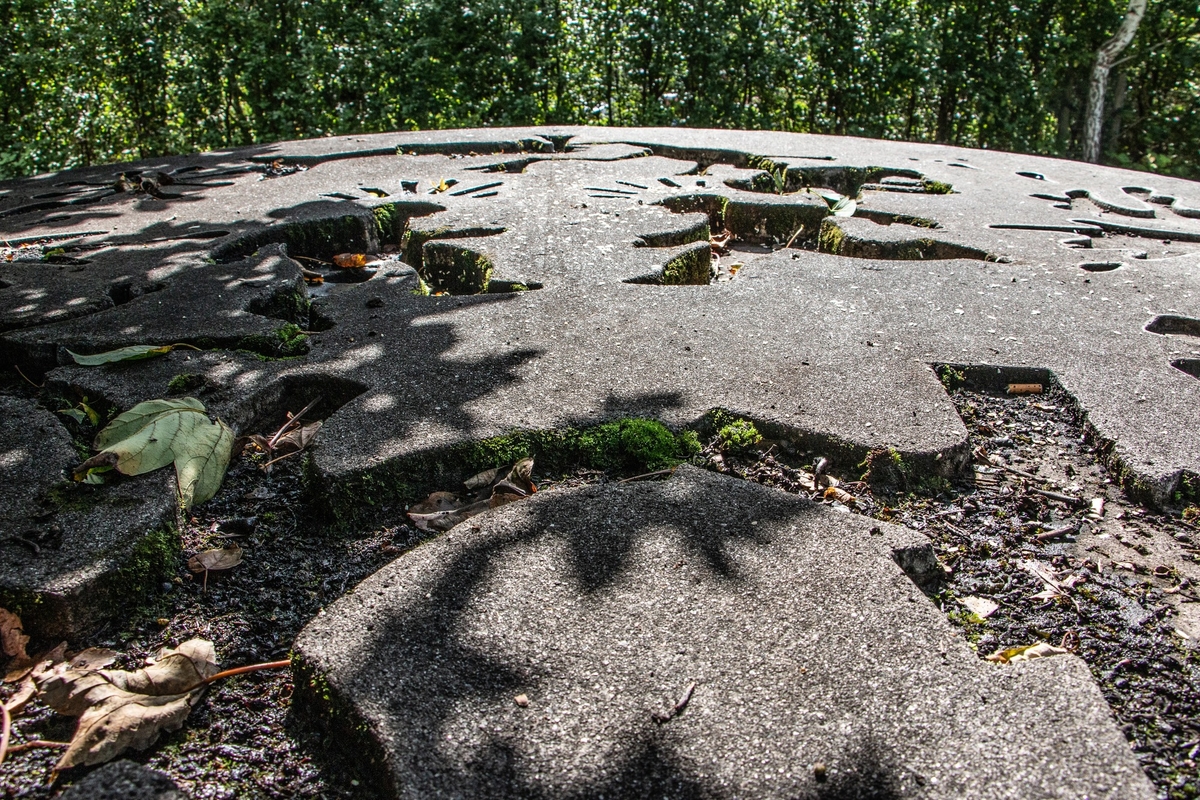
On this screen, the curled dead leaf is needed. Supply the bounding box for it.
[333,253,368,268]
[985,642,1069,664]
[273,420,322,455]
[187,546,244,574]
[33,639,218,769]
[407,459,537,532]
[0,608,30,667]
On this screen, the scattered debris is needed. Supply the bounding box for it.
[651,681,696,724]
[407,458,537,532]
[1006,383,1043,395]
[513,694,530,708]
[986,642,1070,664]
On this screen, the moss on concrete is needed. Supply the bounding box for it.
[167,373,207,394]
[660,243,711,285]
[320,418,700,529]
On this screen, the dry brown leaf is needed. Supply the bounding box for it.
[33,639,217,769]
[0,608,30,665]
[187,546,244,574]
[70,648,119,671]
[5,676,37,715]
[408,459,538,531]
[985,642,1069,664]
[273,421,322,455]
[333,253,368,268]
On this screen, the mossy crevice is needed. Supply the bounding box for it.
[818,218,991,261]
[317,418,701,529]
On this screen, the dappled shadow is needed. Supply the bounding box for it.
[299,471,804,797]
[296,468,931,798]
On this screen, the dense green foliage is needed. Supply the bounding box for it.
[1,0,1197,179]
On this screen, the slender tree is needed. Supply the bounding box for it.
[1082,0,1148,163]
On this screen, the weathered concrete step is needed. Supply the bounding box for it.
[294,466,1152,799]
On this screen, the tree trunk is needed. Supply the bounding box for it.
[1082,0,1148,163]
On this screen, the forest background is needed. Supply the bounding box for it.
[0,0,1197,181]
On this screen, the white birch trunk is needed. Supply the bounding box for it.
[1082,0,1149,163]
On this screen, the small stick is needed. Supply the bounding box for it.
[260,449,303,470]
[196,659,292,688]
[267,397,321,450]
[5,740,69,755]
[1037,524,1078,542]
[996,463,1041,481]
[291,254,332,265]
[652,681,697,723]
[168,343,203,351]
[1031,488,1085,506]
[618,467,677,484]
[0,697,9,765]
[14,365,43,388]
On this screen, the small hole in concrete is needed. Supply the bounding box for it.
[1016,171,1046,180]
[1171,359,1200,379]
[107,280,165,306]
[1080,262,1121,272]
[1146,315,1200,337]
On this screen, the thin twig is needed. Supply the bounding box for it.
[1037,524,1078,542]
[618,467,678,484]
[0,697,10,765]
[267,397,321,450]
[652,681,697,723]
[260,449,303,470]
[784,225,805,249]
[5,740,69,755]
[14,365,43,388]
[291,255,332,265]
[168,343,203,351]
[195,659,291,689]
[1031,488,1085,506]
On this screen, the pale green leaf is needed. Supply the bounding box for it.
[67,345,173,366]
[102,408,215,477]
[175,420,234,509]
[831,197,857,217]
[94,398,205,449]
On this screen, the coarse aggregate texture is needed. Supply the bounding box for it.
[1,127,1199,796]
[294,466,1154,800]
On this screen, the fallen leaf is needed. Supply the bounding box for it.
[273,421,322,455]
[958,596,999,619]
[5,675,37,715]
[0,608,30,665]
[34,638,218,769]
[187,546,244,574]
[69,648,119,671]
[831,196,856,217]
[6,641,66,684]
[77,397,234,509]
[333,253,368,268]
[823,486,858,506]
[66,345,173,366]
[985,642,1069,664]
[408,459,537,531]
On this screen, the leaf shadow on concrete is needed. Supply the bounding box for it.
[299,474,908,798]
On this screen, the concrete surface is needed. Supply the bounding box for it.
[295,467,1155,799]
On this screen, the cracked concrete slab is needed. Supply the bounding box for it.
[294,466,1154,800]
[1,126,1198,638]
